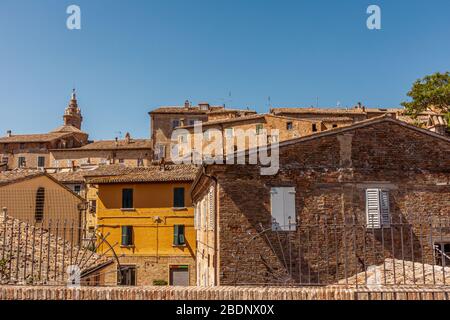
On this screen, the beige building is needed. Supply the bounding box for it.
[0,90,88,170]
[50,133,152,169]
[149,101,256,160]
[0,170,86,243]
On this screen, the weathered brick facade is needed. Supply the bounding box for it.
[192,117,450,286]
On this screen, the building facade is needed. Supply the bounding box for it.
[191,116,450,286]
[87,164,199,286]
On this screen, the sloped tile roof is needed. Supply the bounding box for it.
[52,139,152,151]
[85,164,199,184]
[271,107,366,115]
[0,132,72,144]
[0,171,44,186]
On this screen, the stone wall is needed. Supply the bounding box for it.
[0,285,449,300]
[196,120,450,286]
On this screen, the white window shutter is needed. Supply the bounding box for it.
[208,187,215,231]
[366,189,381,229]
[380,190,390,227]
[271,188,284,231]
[271,187,296,231]
[283,187,297,231]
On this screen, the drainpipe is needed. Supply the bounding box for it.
[201,165,219,286]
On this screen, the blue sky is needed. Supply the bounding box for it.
[0,0,449,140]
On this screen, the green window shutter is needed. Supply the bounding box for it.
[179,225,185,245]
[173,225,180,245]
[174,188,185,208]
[122,226,133,246]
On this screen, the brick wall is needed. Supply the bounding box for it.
[0,285,449,300]
[194,120,450,286]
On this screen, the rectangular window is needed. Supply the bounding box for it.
[286,122,293,131]
[188,119,196,126]
[172,119,180,129]
[332,124,338,128]
[18,157,26,168]
[173,188,185,208]
[154,144,166,160]
[118,159,124,164]
[173,225,186,246]
[1,157,8,164]
[122,189,134,209]
[256,124,264,135]
[37,156,45,168]
[312,124,318,132]
[73,185,81,194]
[121,226,133,246]
[19,143,25,150]
[137,158,144,167]
[435,243,450,267]
[270,187,296,231]
[118,265,136,286]
[366,189,390,229]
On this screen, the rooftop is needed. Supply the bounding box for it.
[271,107,367,115]
[51,138,152,152]
[0,170,44,186]
[0,132,73,144]
[85,164,199,184]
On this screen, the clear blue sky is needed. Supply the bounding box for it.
[0,0,449,140]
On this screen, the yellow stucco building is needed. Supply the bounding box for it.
[86,164,198,286]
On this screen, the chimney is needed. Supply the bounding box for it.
[125,132,131,144]
[6,130,11,137]
[115,137,118,147]
[184,100,190,109]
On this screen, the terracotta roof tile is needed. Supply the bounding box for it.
[52,139,152,151]
[0,171,44,186]
[85,164,199,184]
[150,105,252,114]
[0,132,72,143]
[271,107,367,115]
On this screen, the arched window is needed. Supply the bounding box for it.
[35,187,45,222]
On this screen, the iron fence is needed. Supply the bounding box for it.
[231,215,450,287]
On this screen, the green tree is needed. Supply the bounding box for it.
[401,72,450,117]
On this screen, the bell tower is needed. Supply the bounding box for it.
[63,89,83,130]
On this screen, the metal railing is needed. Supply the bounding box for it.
[231,215,450,287]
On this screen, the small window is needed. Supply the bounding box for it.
[137,158,144,167]
[173,225,186,246]
[312,124,318,132]
[332,124,338,128]
[118,159,124,164]
[122,189,134,209]
[174,188,185,208]
[366,189,390,229]
[37,156,45,168]
[188,119,196,126]
[19,143,25,150]
[1,157,8,164]
[74,185,81,195]
[256,124,264,135]
[286,122,293,131]
[225,128,234,138]
[270,187,296,231]
[89,200,97,214]
[172,119,180,129]
[118,265,136,286]
[435,243,450,267]
[18,157,26,168]
[35,187,45,222]
[121,226,133,246]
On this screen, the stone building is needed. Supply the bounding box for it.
[191,116,450,286]
[149,101,256,161]
[50,133,152,169]
[0,90,88,170]
[271,103,448,135]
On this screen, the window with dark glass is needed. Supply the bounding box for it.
[256,124,264,135]
[312,124,317,132]
[118,265,136,286]
[122,189,134,209]
[121,226,133,246]
[173,225,186,246]
[286,122,293,130]
[37,156,45,168]
[18,157,26,168]
[74,185,81,194]
[173,188,185,208]
[35,187,45,222]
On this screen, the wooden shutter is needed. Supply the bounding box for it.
[121,226,129,246]
[271,188,284,231]
[366,189,381,229]
[208,188,215,231]
[179,225,185,245]
[173,225,180,245]
[283,187,296,231]
[380,190,390,227]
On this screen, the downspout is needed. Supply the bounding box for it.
[201,165,219,286]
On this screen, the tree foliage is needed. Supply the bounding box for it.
[401,72,450,117]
